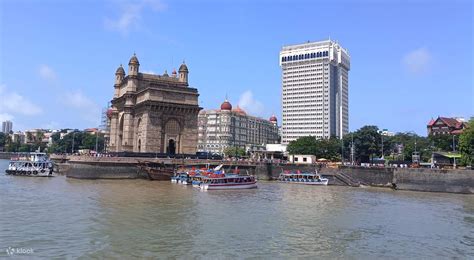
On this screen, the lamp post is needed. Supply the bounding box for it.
[381,133,384,159]
[351,133,355,165]
[71,131,76,154]
[452,135,456,168]
[95,129,99,153]
[341,136,344,164]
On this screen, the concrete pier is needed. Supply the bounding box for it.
[50,155,474,194]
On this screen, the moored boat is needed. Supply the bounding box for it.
[5,153,54,177]
[278,171,328,185]
[200,175,257,190]
[138,161,175,181]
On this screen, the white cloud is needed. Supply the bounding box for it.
[61,90,101,125]
[141,70,156,74]
[402,47,432,75]
[238,90,264,116]
[104,0,166,35]
[38,64,57,82]
[0,84,43,120]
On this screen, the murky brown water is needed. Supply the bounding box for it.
[0,159,473,258]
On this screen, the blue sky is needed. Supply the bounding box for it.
[0,0,472,135]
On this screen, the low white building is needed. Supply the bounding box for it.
[289,154,317,164]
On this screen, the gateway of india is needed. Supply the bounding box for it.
[108,54,201,154]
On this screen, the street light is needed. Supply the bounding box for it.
[351,133,355,165]
[71,131,76,154]
[452,135,456,168]
[95,129,99,153]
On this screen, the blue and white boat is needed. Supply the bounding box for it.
[5,152,54,177]
[278,172,328,185]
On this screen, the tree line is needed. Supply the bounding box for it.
[287,119,473,166]
[0,130,105,154]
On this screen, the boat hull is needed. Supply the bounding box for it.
[200,182,257,190]
[279,179,329,185]
[5,169,54,177]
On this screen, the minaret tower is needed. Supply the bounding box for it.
[128,53,140,77]
[178,61,189,84]
[114,64,125,98]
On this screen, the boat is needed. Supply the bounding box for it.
[5,153,54,177]
[278,171,329,185]
[200,175,257,190]
[137,161,175,181]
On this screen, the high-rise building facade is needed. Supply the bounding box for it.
[2,120,12,133]
[197,99,279,154]
[280,40,350,144]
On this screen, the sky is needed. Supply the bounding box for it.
[0,0,472,136]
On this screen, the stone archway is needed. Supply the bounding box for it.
[164,119,181,154]
[167,139,176,155]
[118,113,124,151]
[136,118,142,152]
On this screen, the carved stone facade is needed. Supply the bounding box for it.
[197,99,279,155]
[108,54,201,154]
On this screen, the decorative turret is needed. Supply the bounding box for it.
[115,64,125,85]
[220,99,232,111]
[163,70,169,77]
[269,115,278,125]
[128,53,140,77]
[171,68,177,78]
[178,61,188,84]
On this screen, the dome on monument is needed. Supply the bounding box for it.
[179,62,188,72]
[220,99,232,111]
[269,115,277,122]
[163,70,169,77]
[115,65,125,75]
[129,53,140,65]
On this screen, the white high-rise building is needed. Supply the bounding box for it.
[280,40,350,144]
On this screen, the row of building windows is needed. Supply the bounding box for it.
[283,67,327,75]
[283,72,325,79]
[281,51,329,62]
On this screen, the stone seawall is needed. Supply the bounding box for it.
[393,168,474,194]
[337,166,473,194]
[339,167,394,187]
[66,161,146,179]
[59,156,473,194]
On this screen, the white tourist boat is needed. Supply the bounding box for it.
[278,172,328,185]
[5,153,54,177]
[200,175,257,190]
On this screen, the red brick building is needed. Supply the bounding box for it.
[427,117,467,135]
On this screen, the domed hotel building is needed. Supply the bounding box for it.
[197,99,279,155]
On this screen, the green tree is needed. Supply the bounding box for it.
[287,136,342,161]
[223,146,246,157]
[351,126,380,163]
[287,136,319,155]
[459,119,473,166]
[18,144,33,152]
[0,132,6,149]
[428,134,452,151]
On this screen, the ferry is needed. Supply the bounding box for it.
[278,171,328,185]
[200,175,257,190]
[5,152,54,177]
